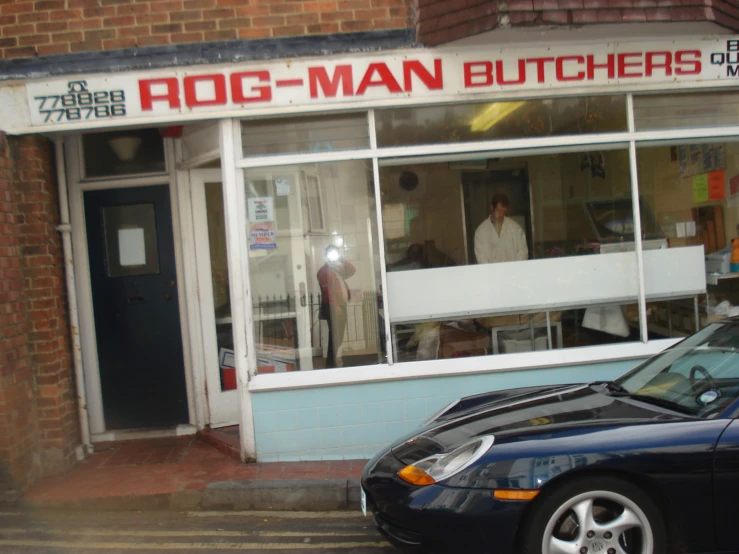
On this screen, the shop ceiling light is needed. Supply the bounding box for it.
[469,102,526,132]
[108,136,142,161]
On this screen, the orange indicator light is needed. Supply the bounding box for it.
[493,489,540,501]
[398,465,436,486]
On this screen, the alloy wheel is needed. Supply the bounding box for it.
[541,489,654,554]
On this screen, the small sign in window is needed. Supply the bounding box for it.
[118,227,146,266]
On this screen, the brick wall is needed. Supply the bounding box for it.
[0,0,416,60]
[0,132,77,494]
[417,0,739,46]
[15,136,78,478]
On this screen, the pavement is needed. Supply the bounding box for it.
[18,431,368,513]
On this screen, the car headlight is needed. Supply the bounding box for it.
[397,435,495,486]
[422,399,460,426]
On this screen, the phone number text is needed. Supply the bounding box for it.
[34,90,127,123]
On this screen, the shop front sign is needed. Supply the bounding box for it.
[2,37,738,134]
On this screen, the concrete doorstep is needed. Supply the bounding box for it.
[20,478,364,513]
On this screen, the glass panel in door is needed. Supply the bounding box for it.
[244,161,386,373]
[191,169,239,426]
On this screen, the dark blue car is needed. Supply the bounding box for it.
[361,319,739,554]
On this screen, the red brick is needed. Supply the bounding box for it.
[4,46,37,58]
[36,21,68,32]
[306,21,340,32]
[68,19,104,31]
[184,20,216,31]
[184,0,216,8]
[203,29,237,40]
[217,17,251,29]
[237,27,272,38]
[118,25,152,37]
[320,9,354,22]
[17,11,50,24]
[82,6,116,17]
[116,3,150,15]
[151,22,182,33]
[136,12,169,25]
[253,15,286,26]
[136,35,170,46]
[103,37,137,49]
[170,10,202,21]
[1,3,36,16]
[170,31,202,42]
[103,15,136,27]
[48,9,83,20]
[3,24,36,36]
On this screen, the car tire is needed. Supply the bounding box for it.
[518,476,666,554]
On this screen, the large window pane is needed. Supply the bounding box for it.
[245,161,384,372]
[241,113,369,157]
[637,140,735,337]
[375,95,626,147]
[393,302,640,362]
[634,91,739,131]
[381,148,635,268]
[380,147,645,359]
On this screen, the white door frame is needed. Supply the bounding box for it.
[190,168,240,426]
[64,134,198,438]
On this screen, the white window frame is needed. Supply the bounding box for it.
[217,95,739,393]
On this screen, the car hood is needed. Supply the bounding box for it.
[391,383,683,464]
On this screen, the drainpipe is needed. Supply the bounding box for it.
[54,137,93,455]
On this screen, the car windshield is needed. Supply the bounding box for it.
[613,322,739,418]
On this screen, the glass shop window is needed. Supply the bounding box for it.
[637,139,739,338]
[633,91,739,131]
[241,113,369,157]
[243,160,385,373]
[82,128,166,178]
[375,95,627,147]
[380,146,647,361]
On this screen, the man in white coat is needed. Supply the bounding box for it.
[474,193,528,264]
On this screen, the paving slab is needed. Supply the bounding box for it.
[20,436,368,512]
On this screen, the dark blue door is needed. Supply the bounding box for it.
[84,185,188,430]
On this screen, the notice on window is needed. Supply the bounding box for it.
[708,170,725,201]
[680,144,725,176]
[118,227,146,266]
[275,177,291,196]
[693,174,709,203]
[730,174,739,198]
[247,197,274,222]
[249,222,277,251]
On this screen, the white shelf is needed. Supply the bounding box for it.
[706,272,739,286]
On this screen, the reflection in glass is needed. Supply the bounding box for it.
[241,113,369,157]
[245,161,385,373]
[634,91,739,131]
[375,95,626,147]
[83,128,166,178]
[637,140,739,339]
[204,182,236,391]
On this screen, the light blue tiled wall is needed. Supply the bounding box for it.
[252,359,641,462]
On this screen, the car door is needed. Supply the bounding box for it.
[714,418,739,551]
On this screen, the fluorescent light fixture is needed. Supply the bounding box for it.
[469,102,526,132]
